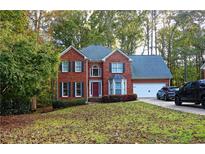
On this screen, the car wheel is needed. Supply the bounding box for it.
[157,94,160,100]
[175,96,182,106]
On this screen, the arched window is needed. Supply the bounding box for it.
[90,65,101,77]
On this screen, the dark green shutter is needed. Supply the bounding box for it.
[109,63,112,72]
[69,82,71,96]
[67,82,70,96]
[73,61,75,72]
[70,61,72,72]
[60,82,62,97]
[68,61,70,72]
[123,63,125,73]
[81,61,84,72]
[73,82,76,97]
[81,82,84,97]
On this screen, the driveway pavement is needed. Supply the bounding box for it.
[140,98,205,115]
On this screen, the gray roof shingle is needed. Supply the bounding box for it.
[80,45,112,61]
[129,55,172,79]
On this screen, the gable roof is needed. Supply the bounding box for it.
[129,55,172,79]
[60,45,87,59]
[102,49,132,61]
[80,45,112,61]
[201,63,205,70]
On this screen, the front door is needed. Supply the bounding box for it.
[92,82,99,97]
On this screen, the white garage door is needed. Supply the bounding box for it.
[133,83,166,98]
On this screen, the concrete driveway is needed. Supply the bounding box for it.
[140,98,205,115]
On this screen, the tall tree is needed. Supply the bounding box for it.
[115,10,144,55]
[51,11,89,49]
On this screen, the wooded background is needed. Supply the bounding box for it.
[0,10,205,111]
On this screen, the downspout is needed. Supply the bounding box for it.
[86,59,89,103]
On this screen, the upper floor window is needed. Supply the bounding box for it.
[111,63,123,73]
[90,65,101,77]
[75,61,82,72]
[62,61,69,72]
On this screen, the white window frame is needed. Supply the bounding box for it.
[89,80,102,97]
[75,61,82,72]
[108,79,127,95]
[111,62,123,73]
[90,65,101,77]
[75,82,82,97]
[62,82,68,97]
[62,61,69,72]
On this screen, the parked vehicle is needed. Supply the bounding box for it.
[175,80,205,109]
[157,86,179,101]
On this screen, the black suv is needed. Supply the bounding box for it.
[175,79,205,109]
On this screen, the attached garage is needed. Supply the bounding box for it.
[129,55,172,98]
[133,83,166,97]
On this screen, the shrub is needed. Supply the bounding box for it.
[101,94,137,103]
[52,98,87,109]
[0,98,31,115]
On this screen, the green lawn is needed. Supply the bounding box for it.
[1,101,205,144]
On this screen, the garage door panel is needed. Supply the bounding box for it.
[133,83,165,97]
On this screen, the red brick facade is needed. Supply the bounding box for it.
[58,47,88,99]
[102,50,133,95]
[57,46,171,100]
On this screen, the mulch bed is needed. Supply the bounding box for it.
[0,114,41,131]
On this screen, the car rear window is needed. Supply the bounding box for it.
[169,87,179,91]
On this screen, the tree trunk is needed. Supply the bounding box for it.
[31,95,37,111]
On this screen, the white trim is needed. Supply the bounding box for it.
[90,64,102,77]
[89,80,102,97]
[111,62,123,73]
[60,45,88,59]
[62,82,68,97]
[102,49,132,61]
[75,61,82,72]
[108,79,127,95]
[61,61,69,72]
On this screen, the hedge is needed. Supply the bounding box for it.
[52,98,87,108]
[102,94,137,103]
[0,98,31,115]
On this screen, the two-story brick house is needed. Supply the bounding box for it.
[57,45,172,100]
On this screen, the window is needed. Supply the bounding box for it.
[111,63,123,73]
[184,82,192,89]
[75,82,82,97]
[62,61,69,72]
[109,79,127,95]
[91,65,101,77]
[62,82,68,97]
[75,61,82,72]
[115,81,121,95]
